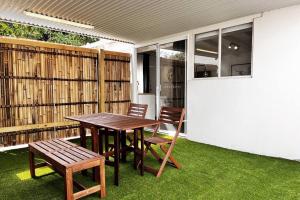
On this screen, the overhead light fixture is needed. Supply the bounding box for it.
[196,48,218,55]
[228,42,239,51]
[24,11,94,29]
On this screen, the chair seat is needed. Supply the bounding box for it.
[145,136,172,144]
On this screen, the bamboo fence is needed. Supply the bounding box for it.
[103,51,131,115]
[0,38,131,147]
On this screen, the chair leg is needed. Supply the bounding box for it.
[160,145,181,169]
[149,145,162,162]
[156,144,176,178]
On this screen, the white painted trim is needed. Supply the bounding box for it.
[132,48,138,103]
[187,34,195,81]
[156,44,161,118]
[190,75,253,81]
[218,28,222,77]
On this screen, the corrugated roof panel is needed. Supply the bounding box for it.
[0,0,300,43]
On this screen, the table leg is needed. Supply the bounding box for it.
[140,127,144,176]
[80,126,86,148]
[99,129,104,156]
[91,127,99,181]
[104,128,109,161]
[91,127,99,153]
[121,130,127,162]
[133,129,138,169]
[114,130,120,186]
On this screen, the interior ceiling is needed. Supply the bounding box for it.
[1,0,300,44]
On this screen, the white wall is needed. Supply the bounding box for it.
[187,5,300,160]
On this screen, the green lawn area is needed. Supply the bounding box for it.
[1,136,300,200]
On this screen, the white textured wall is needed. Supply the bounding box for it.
[187,5,300,160]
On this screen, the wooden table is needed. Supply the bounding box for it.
[66,113,160,186]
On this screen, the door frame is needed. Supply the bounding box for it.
[134,37,188,133]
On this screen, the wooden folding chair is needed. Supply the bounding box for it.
[142,106,185,178]
[103,103,148,158]
[125,103,148,146]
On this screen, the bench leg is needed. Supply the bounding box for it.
[99,159,106,198]
[65,168,73,200]
[29,150,36,178]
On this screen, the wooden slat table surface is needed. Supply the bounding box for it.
[66,113,159,130]
[65,113,160,186]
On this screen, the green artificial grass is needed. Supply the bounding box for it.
[1,136,300,200]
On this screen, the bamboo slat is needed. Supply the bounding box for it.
[0,39,99,146]
[102,50,131,115]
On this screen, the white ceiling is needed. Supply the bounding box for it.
[1,0,300,43]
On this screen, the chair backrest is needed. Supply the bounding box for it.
[127,103,148,119]
[157,106,185,138]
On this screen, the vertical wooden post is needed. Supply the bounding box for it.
[99,49,105,113]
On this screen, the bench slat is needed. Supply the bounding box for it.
[63,148,90,160]
[53,139,77,148]
[58,150,83,162]
[71,148,94,159]
[52,151,76,164]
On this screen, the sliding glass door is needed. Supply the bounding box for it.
[136,39,187,133]
[159,40,186,132]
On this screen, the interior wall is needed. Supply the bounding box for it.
[187,4,300,160]
[137,54,144,94]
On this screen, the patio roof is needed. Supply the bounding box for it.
[1,0,300,43]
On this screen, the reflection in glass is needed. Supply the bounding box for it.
[194,31,219,78]
[160,40,186,132]
[221,24,252,76]
[160,40,186,108]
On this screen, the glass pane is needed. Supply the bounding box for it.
[160,40,186,132]
[221,24,252,76]
[194,31,219,78]
[160,40,186,108]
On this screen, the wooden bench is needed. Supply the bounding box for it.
[29,139,106,200]
[0,121,80,147]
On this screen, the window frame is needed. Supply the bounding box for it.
[193,22,254,80]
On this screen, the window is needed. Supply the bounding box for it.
[221,24,252,76]
[194,23,253,78]
[194,31,219,78]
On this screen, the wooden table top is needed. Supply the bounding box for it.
[65,113,160,130]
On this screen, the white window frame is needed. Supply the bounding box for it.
[193,22,254,80]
